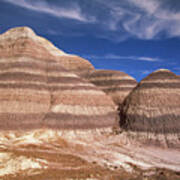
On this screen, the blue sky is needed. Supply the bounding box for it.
[0,0,180,81]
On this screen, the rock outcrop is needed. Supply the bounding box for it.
[0,27,117,131]
[120,69,180,148]
[0,27,180,179]
[0,56,50,130]
[0,27,94,76]
[85,70,137,106]
[45,61,118,130]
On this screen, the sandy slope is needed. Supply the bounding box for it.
[0,129,180,179]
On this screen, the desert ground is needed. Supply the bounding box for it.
[0,129,180,180]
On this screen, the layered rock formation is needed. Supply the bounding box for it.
[0,27,117,131]
[0,27,180,179]
[0,27,94,76]
[56,55,94,77]
[45,61,118,130]
[85,70,137,106]
[120,69,180,148]
[0,57,50,130]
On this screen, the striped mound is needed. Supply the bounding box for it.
[0,56,50,130]
[0,27,56,60]
[0,26,94,75]
[56,55,94,77]
[120,69,180,148]
[0,59,117,131]
[85,70,137,106]
[0,27,118,131]
[45,62,118,130]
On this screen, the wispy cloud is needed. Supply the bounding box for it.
[2,0,180,40]
[83,54,161,62]
[94,0,180,40]
[136,57,160,62]
[123,0,180,39]
[3,0,95,22]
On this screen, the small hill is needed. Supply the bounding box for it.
[85,70,137,106]
[0,27,94,76]
[120,69,180,148]
[0,27,117,131]
[45,61,118,130]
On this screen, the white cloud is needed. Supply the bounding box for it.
[3,0,180,40]
[83,54,161,62]
[3,0,95,22]
[123,0,180,39]
[95,0,180,40]
[129,0,160,14]
[137,57,160,62]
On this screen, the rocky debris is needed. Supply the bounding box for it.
[0,129,180,179]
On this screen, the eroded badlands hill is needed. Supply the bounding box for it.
[85,70,137,106]
[120,69,180,149]
[0,27,94,76]
[0,27,180,179]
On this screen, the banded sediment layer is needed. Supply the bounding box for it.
[120,69,180,148]
[0,57,117,130]
[45,61,118,130]
[0,27,180,179]
[0,56,50,130]
[85,70,137,106]
[0,27,94,76]
[0,27,118,131]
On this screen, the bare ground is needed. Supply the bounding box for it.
[0,129,180,180]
